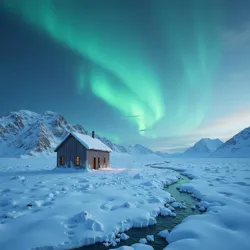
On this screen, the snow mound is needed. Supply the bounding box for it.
[70,211,104,232]
[139,238,147,244]
[133,216,157,227]
[171,202,186,209]
[120,233,130,240]
[114,244,154,250]
[158,229,169,239]
[146,235,154,242]
[124,202,133,208]
[160,207,175,217]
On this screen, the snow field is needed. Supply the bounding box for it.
[163,158,250,250]
[1,156,250,250]
[0,155,179,250]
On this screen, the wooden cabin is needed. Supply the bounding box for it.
[54,131,112,169]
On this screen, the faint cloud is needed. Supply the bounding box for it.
[146,103,250,154]
[120,115,141,119]
[154,145,191,154]
[192,103,250,141]
[139,128,152,132]
[146,134,198,154]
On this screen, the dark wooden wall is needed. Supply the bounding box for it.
[57,135,87,168]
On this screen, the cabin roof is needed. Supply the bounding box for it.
[54,132,112,152]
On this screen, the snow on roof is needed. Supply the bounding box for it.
[55,132,112,152]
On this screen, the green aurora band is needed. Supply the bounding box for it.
[3,0,223,138]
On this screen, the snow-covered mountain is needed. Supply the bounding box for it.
[211,127,250,158]
[127,144,154,155]
[0,110,129,157]
[183,138,223,157]
[6,110,248,159]
[155,151,170,158]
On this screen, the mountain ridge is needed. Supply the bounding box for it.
[1,110,249,158]
[211,126,250,158]
[0,110,152,157]
[183,138,223,157]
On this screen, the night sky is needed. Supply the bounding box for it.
[1,0,250,152]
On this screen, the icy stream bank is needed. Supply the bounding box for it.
[73,171,200,250]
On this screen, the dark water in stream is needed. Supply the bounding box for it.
[73,168,201,250]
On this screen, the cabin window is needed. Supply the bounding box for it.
[59,156,64,166]
[103,157,106,168]
[75,156,80,166]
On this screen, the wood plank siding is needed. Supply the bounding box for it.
[56,135,87,168]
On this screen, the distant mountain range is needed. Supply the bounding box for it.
[0,110,128,157]
[183,138,223,157]
[0,110,162,158]
[0,110,249,158]
[165,131,250,158]
[211,127,250,158]
[127,144,154,155]
[173,129,250,158]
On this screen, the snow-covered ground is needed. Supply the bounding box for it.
[1,155,250,250]
[162,158,250,250]
[0,153,163,173]
[0,153,179,250]
[116,158,250,250]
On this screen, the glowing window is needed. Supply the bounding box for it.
[59,156,64,166]
[75,156,80,166]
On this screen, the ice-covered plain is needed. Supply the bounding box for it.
[0,155,250,250]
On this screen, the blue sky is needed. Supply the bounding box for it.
[0,0,250,153]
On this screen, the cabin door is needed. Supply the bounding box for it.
[92,157,96,169]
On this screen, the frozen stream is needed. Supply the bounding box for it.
[74,166,201,250]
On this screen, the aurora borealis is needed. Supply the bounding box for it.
[1,0,250,152]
